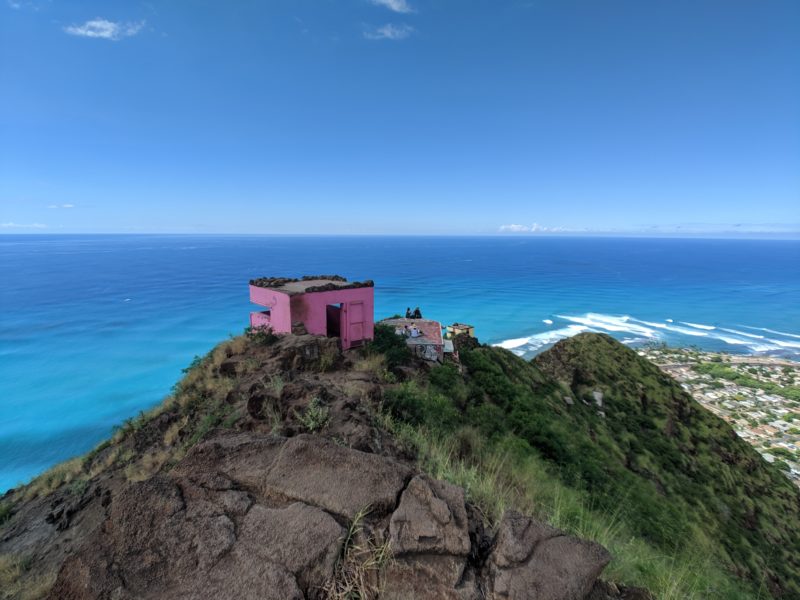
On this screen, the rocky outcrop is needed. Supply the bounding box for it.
[488,511,611,600]
[0,332,637,600]
[385,475,473,598]
[262,435,412,520]
[46,431,612,600]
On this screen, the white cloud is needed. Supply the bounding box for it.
[369,0,414,14]
[364,23,414,40]
[48,203,75,209]
[498,224,530,233]
[1,222,47,229]
[499,223,569,233]
[64,18,145,41]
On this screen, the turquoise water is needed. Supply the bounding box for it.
[1,234,799,492]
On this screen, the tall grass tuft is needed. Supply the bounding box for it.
[322,505,392,599]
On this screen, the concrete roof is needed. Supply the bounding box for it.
[382,318,443,346]
[249,275,374,296]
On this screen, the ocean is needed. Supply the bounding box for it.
[1,234,799,492]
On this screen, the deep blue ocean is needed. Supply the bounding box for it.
[2,235,799,492]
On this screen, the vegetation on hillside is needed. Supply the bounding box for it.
[3,326,799,599]
[379,329,800,599]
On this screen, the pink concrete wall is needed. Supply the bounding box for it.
[249,284,374,348]
[250,311,272,329]
[289,287,375,349]
[249,285,292,334]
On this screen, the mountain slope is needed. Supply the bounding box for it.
[442,333,799,597]
[1,329,798,599]
[0,331,627,600]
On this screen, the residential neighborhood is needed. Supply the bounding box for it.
[638,345,800,487]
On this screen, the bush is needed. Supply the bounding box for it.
[383,382,460,431]
[245,326,279,346]
[182,355,205,374]
[429,363,468,408]
[296,397,330,432]
[0,503,11,526]
[366,324,412,370]
[317,346,340,372]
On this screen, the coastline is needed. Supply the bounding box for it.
[2,235,799,493]
[494,313,800,362]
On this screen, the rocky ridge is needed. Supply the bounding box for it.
[47,432,611,599]
[1,332,635,600]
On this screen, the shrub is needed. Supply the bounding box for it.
[318,347,339,372]
[245,326,279,346]
[383,382,460,431]
[379,414,753,600]
[355,354,397,383]
[296,397,330,432]
[429,363,468,408]
[182,355,205,374]
[366,324,412,370]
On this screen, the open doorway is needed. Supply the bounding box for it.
[326,303,342,337]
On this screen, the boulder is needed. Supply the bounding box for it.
[488,511,611,600]
[390,475,471,558]
[263,434,412,519]
[171,431,285,490]
[233,502,344,591]
[384,475,473,598]
[45,431,613,600]
[47,475,341,600]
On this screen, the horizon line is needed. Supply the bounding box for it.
[1,231,799,241]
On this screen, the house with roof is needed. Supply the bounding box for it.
[249,275,374,350]
[445,323,475,339]
[382,317,445,362]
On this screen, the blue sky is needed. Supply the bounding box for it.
[1,0,798,235]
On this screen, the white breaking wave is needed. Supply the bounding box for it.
[493,325,590,354]
[631,319,710,337]
[740,325,800,340]
[719,328,765,340]
[773,339,800,349]
[493,312,800,358]
[496,336,534,350]
[681,321,716,331]
[715,335,748,346]
[555,314,657,338]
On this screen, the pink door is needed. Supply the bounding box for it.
[347,301,365,347]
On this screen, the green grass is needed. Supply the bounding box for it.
[295,397,330,432]
[379,414,763,600]
[378,334,800,598]
[0,503,11,527]
[0,554,55,600]
[362,323,412,371]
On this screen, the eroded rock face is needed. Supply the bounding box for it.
[390,475,471,558]
[46,432,611,600]
[488,511,612,600]
[385,475,475,598]
[263,434,413,519]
